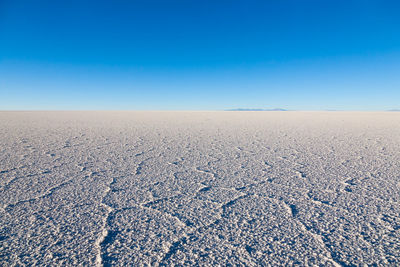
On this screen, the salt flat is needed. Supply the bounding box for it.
[0,111,399,266]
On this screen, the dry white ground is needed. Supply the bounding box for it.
[1,111,400,266]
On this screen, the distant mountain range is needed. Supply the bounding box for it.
[226,108,287,111]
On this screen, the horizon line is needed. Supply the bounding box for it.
[1,109,399,112]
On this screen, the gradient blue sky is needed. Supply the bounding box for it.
[1,0,400,110]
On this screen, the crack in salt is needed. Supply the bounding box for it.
[95,179,115,267]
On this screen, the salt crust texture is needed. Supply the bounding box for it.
[0,111,399,266]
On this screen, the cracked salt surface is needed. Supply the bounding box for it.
[1,111,400,266]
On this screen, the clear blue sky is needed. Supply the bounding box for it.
[1,0,399,110]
